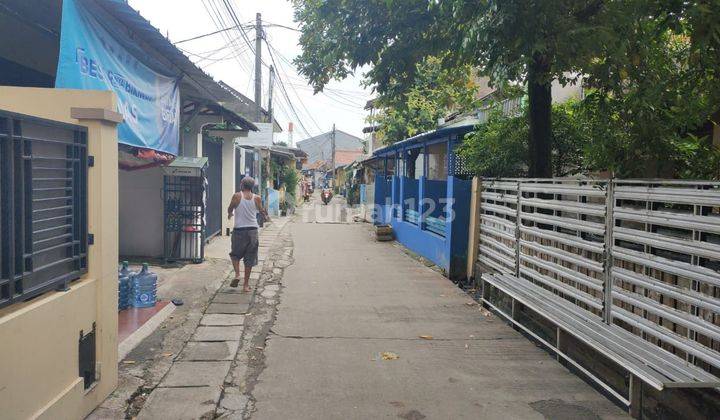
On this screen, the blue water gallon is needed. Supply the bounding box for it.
[132,263,157,308]
[118,261,133,310]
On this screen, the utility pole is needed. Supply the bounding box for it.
[330,124,336,187]
[254,13,263,122]
[267,65,275,124]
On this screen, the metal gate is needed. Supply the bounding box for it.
[163,158,206,263]
[0,110,88,309]
[202,138,222,239]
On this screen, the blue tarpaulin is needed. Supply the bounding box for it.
[55,0,181,155]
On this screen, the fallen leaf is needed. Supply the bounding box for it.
[465,302,477,307]
[161,352,173,357]
[381,351,399,361]
[419,335,433,340]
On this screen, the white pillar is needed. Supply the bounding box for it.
[196,132,203,157]
[221,138,236,235]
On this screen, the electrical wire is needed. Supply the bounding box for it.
[201,0,248,75]
[265,39,320,138]
[172,22,253,44]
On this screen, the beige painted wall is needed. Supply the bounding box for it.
[0,86,119,419]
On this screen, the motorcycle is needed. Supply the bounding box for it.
[321,188,333,205]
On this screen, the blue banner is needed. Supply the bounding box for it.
[55,0,180,155]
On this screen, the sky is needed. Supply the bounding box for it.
[127,0,373,145]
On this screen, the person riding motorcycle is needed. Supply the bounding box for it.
[321,188,333,205]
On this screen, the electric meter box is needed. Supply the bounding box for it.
[162,157,208,177]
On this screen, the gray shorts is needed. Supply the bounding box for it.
[230,228,259,267]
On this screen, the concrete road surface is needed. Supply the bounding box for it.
[250,210,628,419]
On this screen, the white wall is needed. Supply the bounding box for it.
[221,139,236,235]
[552,74,584,104]
[237,122,274,147]
[119,167,165,258]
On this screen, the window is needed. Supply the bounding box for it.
[0,111,88,309]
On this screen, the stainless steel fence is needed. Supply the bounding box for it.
[476,178,720,377]
[478,180,519,274]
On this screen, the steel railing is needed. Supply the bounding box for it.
[476,177,720,375]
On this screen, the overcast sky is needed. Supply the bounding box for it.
[127,0,373,145]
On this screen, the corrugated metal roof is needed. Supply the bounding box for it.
[372,121,478,156]
[95,0,262,131]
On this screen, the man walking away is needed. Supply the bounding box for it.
[227,177,269,292]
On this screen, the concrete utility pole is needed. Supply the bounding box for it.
[254,13,263,122]
[267,65,275,124]
[330,124,336,186]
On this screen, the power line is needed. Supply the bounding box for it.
[265,40,323,130]
[265,38,321,136]
[266,42,370,110]
[178,42,250,64]
[172,22,252,44]
[201,0,251,75]
[262,22,301,32]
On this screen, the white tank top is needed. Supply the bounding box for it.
[234,193,260,229]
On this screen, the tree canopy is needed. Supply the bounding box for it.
[293,0,720,177]
[370,56,478,144]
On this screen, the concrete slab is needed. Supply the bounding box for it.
[206,303,249,315]
[192,326,243,342]
[212,293,252,305]
[218,286,248,295]
[219,387,250,412]
[178,341,240,361]
[254,337,626,420]
[200,314,245,326]
[137,386,221,420]
[260,290,276,299]
[251,221,627,420]
[160,361,231,387]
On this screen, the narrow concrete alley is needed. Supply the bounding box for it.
[94,199,629,420]
[248,203,628,419]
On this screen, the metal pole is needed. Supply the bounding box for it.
[330,124,336,187]
[267,65,275,123]
[603,179,615,324]
[254,13,263,122]
[515,180,521,277]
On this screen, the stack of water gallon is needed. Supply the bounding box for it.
[117,262,158,310]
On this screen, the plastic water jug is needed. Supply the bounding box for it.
[132,263,157,308]
[118,261,133,310]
